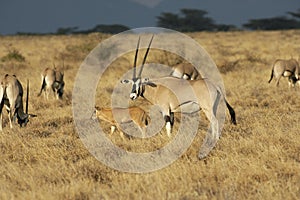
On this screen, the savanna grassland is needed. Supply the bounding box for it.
[0,30,300,200]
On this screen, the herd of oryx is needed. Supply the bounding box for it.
[1,34,299,158]
[0,68,64,131]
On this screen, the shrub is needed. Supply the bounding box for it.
[1,49,26,62]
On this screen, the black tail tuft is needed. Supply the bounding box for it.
[225,100,237,125]
[268,69,274,83]
[37,77,46,97]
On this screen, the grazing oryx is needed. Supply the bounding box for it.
[171,63,201,80]
[38,67,65,99]
[93,106,150,138]
[268,58,299,87]
[0,74,36,131]
[121,35,237,157]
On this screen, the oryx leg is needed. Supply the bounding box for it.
[275,76,281,87]
[161,107,172,137]
[45,86,49,100]
[51,85,57,99]
[198,90,221,159]
[0,103,3,131]
[110,125,116,134]
[114,123,126,140]
[8,106,15,129]
[0,113,2,131]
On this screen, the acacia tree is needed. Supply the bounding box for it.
[156,9,234,32]
[288,9,300,19]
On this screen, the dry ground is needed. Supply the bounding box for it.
[0,30,299,199]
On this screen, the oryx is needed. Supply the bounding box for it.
[171,63,201,80]
[268,58,299,87]
[93,106,150,138]
[121,36,236,158]
[0,74,36,131]
[38,67,65,99]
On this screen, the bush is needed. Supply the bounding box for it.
[1,49,26,62]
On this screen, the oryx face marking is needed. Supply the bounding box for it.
[130,78,141,100]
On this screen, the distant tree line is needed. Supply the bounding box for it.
[15,8,300,35]
[16,24,130,35]
[156,8,300,31]
[243,9,300,30]
[156,9,236,31]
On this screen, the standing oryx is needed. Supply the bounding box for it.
[171,63,201,80]
[38,67,65,99]
[0,74,36,131]
[268,58,299,87]
[121,35,236,158]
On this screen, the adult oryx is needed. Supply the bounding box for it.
[121,35,236,158]
[268,58,299,87]
[171,63,201,80]
[38,67,65,100]
[0,74,36,131]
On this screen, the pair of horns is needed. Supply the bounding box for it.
[133,34,154,79]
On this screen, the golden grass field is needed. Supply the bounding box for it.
[0,30,300,199]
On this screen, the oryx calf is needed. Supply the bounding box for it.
[0,74,35,131]
[93,106,150,138]
[268,58,299,87]
[171,63,201,80]
[38,68,65,99]
[121,35,236,159]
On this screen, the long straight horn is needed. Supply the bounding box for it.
[26,79,29,114]
[138,34,154,78]
[133,37,141,79]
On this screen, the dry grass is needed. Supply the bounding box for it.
[0,30,300,200]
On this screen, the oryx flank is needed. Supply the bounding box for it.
[0,74,35,131]
[268,58,299,87]
[38,67,65,99]
[93,106,150,138]
[121,35,236,158]
[171,63,201,80]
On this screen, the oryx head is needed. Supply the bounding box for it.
[121,35,156,100]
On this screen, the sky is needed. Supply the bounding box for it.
[0,0,299,35]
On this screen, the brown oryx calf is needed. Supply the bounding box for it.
[0,74,36,131]
[93,106,150,138]
[268,58,299,87]
[38,68,65,99]
[121,35,237,159]
[171,63,201,80]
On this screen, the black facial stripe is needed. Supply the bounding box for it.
[131,84,137,94]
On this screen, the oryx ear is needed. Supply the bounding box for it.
[142,78,150,82]
[121,79,133,84]
[142,78,156,87]
[29,114,37,118]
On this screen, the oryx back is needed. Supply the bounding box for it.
[171,63,200,80]
[95,106,150,135]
